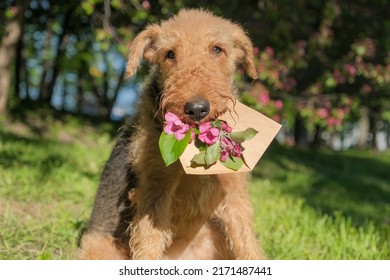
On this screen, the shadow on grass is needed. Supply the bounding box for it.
[252,143,390,228]
[9,99,122,138]
[0,129,97,181]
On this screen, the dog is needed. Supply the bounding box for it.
[79,8,264,260]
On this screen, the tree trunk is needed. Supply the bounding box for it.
[294,113,309,148]
[312,124,323,148]
[369,109,380,150]
[357,107,370,148]
[38,18,54,102]
[40,7,74,103]
[13,24,24,105]
[0,1,27,115]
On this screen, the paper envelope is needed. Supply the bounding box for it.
[179,101,282,175]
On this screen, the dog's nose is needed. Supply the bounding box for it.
[184,99,210,121]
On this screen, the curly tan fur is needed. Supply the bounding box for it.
[79,9,265,260]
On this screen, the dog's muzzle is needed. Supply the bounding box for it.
[184,99,210,121]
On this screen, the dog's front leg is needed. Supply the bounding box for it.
[128,184,175,260]
[217,194,264,259]
[215,174,265,260]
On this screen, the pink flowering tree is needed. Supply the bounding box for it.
[238,0,390,148]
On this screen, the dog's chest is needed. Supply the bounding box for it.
[170,175,223,227]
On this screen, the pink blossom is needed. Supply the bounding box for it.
[198,122,220,145]
[344,64,356,77]
[361,84,372,94]
[343,107,350,114]
[317,108,329,119]
[272,115,280,123]
[164,112,189,141]
[259,91,270,106]
[220,150,229,162]
[275,100,283,110]
[198,122,211,134]
[264,46,274,57]
[231,143,242,157]
[220,137,233,152]
[11,6,18,16]
[257,61,265,73]
[253,47,260,56]
[142,0,151,10]
[328,117,342,127]
[221,121,232,133]
[333,69,346,84]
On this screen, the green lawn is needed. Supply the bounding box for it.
[0,117,389,259]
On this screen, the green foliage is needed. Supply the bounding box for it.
[159,130,190,166]
[230,128,258,143]
[204,140,220,166]
[221,155,244,171]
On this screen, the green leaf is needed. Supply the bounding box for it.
[325,76,336,88]
[212,120,222,128]
[229,128,258,143]
[192,150,206,165]
[159,131,190,166]
[205,140,221,166]
[221,156,244,171]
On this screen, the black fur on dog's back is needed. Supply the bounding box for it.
[85,122,137,244]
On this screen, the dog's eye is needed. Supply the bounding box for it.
[166,50,176,60]
[212,46,222,55]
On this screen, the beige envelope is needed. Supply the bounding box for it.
[179,100,282,175]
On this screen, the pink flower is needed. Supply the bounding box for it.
[259,91,270,106]
[275,100,283,110]
[220,137,233,151]
[317,108,329,119]
[11,6,18,16]
[142,0,151,10]
[198,122,220,145]
[164,112,189,141]
[221,121,232,133]
[220,150,229,162]
[344,64,356,77]
[272,115,281,123]
[265,46,274,57]
[361,84,372,94]
[231,143,242,157]
[333,69,346,84]
[220,136,243,159]
[327,117,337,127]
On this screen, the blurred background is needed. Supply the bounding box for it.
[0,0,389,259]
[1,0,389,149]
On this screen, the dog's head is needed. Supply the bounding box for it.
[126,9,257,125]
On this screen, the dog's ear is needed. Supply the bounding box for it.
[125,24,161,79]
[231,25,258,80]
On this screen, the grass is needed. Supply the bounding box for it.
[0,114,389,259]
[251,144,390,259]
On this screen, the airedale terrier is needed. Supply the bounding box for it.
[80,9,264,260]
